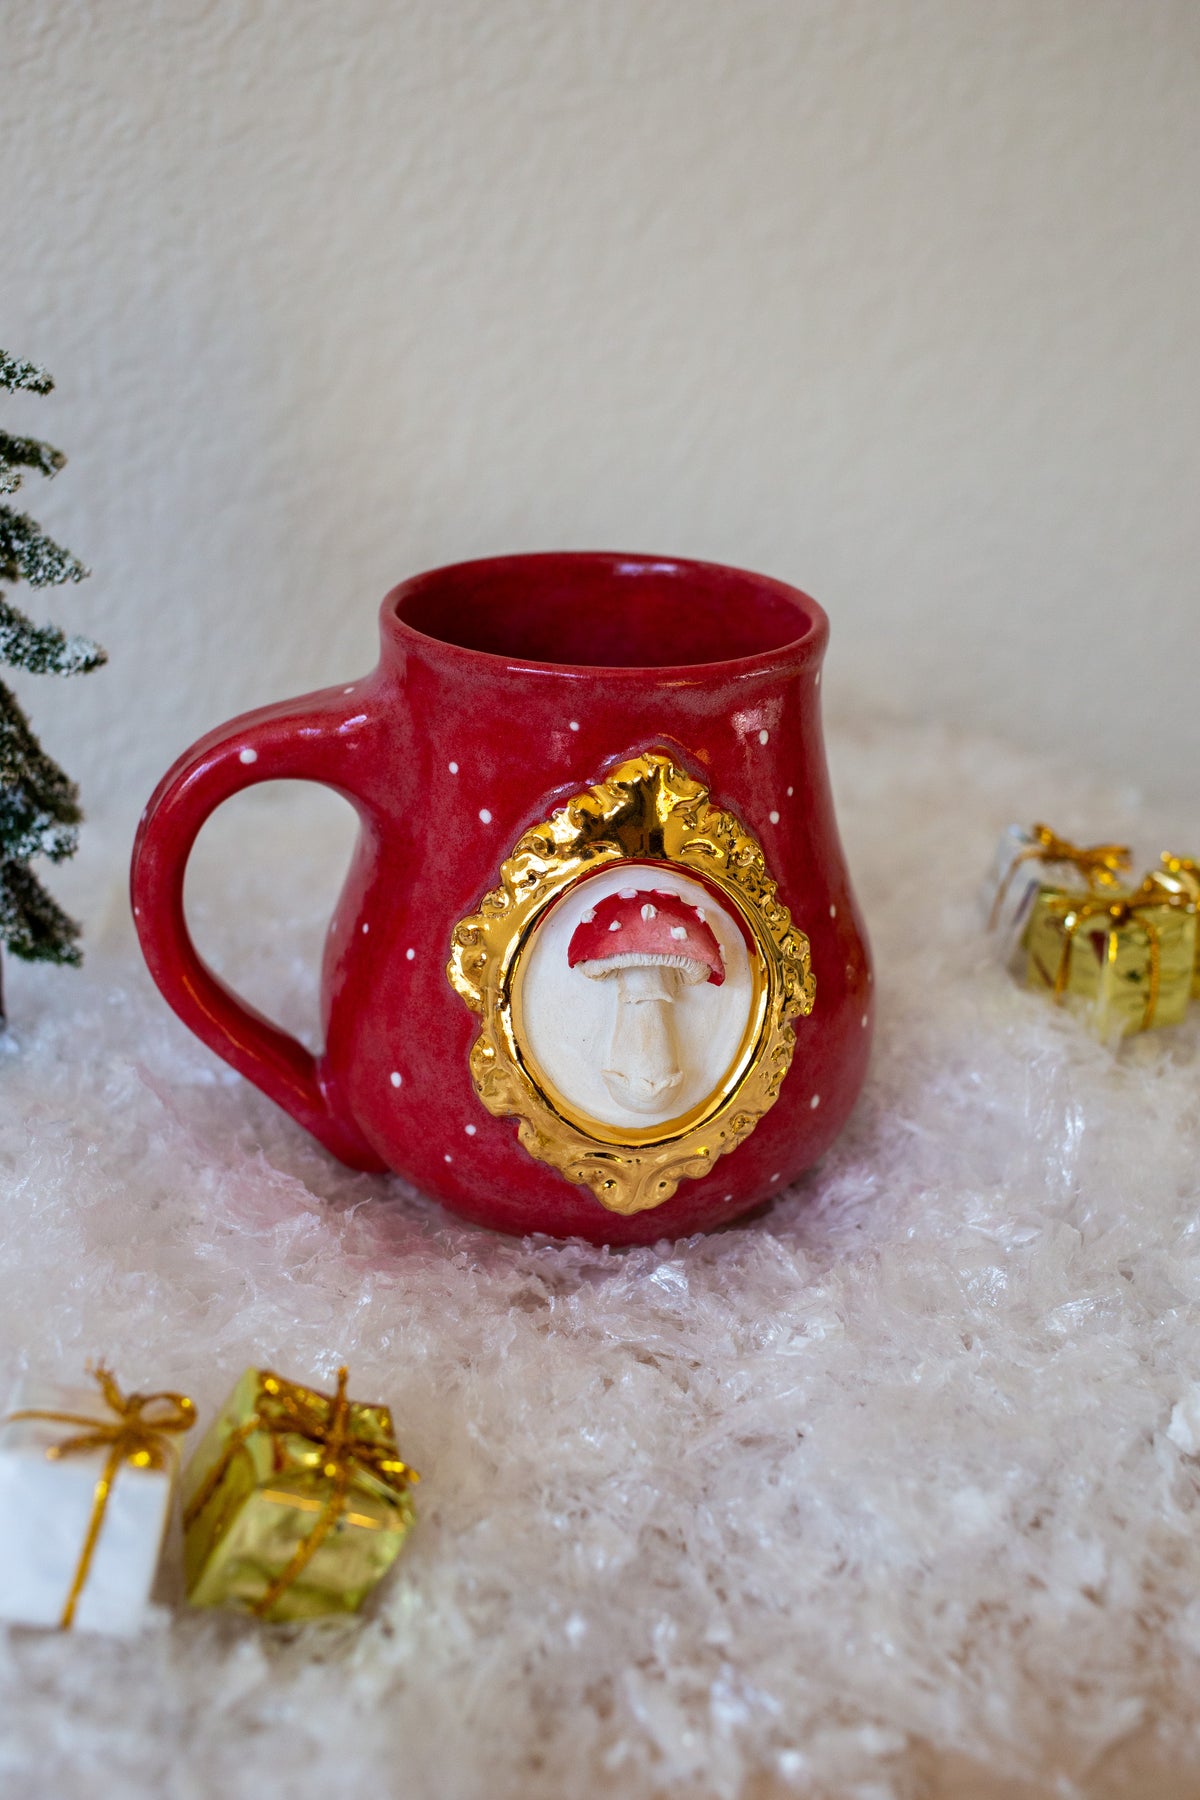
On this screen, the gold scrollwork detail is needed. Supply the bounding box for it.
[446,751,815,1215]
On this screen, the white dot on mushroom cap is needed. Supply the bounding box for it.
[608,919,622,932]
[569,720,580,731]
[362,922,369,934]
[465,1123,476,1136]
[758,729,769,745]
[724,1194,733,1203]
[238,748,257,764]
[670,925,687,940]
[406,948,415,961]
[390,1071,402,1087]
[444,1153,452,1163]
[810,1094,821,1109]
[641,903,657,920]
[816,670,821,686]
[581,908,595,923]
[787,786,794,797]
[771,1172,781,1183]
[619,888,638,899]
[695,908,706,922]
[449,761,458,774]
[343,686,354,694]
[861,1014,869,1028]
[479,808,492,824]
[769,810,780,824]
[829,904,837,918]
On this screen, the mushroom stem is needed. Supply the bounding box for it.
[603,963,684,1114]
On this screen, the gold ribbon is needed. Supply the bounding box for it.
[2,1365,196,1629]
[1161,853,1200,891]
[182,1366,418,1619]
[988,824,1132,931]
[1051,882,1196,1032]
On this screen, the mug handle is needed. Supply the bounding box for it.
[130,686,388,1171]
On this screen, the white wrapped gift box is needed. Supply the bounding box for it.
[0,1377,182,1634]
[982,824,1128,970]
[983,825,1051,954]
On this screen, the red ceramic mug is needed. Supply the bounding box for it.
[132,552,872,1245]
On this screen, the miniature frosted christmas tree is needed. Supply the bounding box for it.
[0,351,105,1022]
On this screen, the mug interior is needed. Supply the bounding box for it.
[393,553,820,669]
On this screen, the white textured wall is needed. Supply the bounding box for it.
[5,0,1199,834]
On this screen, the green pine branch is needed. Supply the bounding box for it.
[0,354,53,397]
[0,348,102,979]
[0,682,83,864]
[0,857,82,964]
[0,432,66,496]
[0,507,88,588]
[0,594,106,676]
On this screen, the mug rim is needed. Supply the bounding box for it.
[381,550,828,679]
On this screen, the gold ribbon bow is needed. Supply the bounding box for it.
[182,1366,418,1619]
[2,1365,196,1629]
[989,824,1132,931]
[1161,853,1200,891]
[1052,882,1196,1032]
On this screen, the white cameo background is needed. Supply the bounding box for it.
[517,864,755,1134]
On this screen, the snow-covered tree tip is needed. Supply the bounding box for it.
[0,432,66,496]
[0,510,88,589]
[0,598,105,676]
[0,354,53,396]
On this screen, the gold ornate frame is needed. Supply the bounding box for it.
[446,751,815,1216]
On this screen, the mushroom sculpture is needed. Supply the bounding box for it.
[567,888,725,1115]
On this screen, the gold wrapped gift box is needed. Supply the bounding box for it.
[181,1367,418,1623]
[1025,877,1198,1038]
[1158,855,1200,997]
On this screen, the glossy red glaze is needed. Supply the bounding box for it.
[131,552,873,1244]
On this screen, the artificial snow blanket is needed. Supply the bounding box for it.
[1,719,1198,1800]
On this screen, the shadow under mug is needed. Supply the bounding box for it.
[131,552,872,1244]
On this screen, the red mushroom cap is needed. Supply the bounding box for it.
[567,887,725,986]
